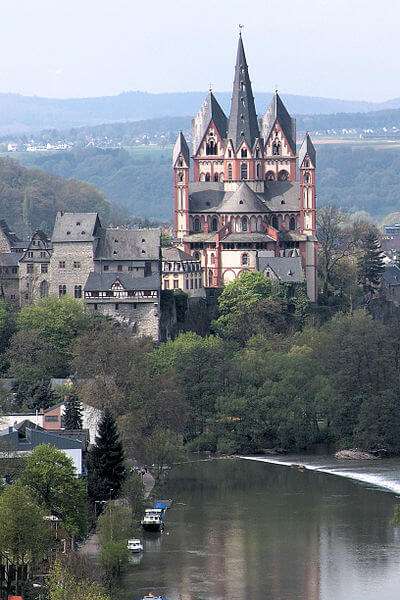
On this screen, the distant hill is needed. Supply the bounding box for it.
[16,144,400,222]
[297,108,400,135]
[1,90,400,134]
[0,157,110,236]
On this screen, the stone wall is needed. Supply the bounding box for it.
[49,241,95,297]
[86,300,160,341]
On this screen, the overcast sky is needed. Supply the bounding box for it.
[0,0,398,101]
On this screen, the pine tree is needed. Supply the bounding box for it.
[357,230,385,299]
[63,393,83,430]
[87,409,126,502]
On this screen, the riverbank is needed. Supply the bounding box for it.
[241,454,400,495]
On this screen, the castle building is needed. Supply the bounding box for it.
[173,34,317,301]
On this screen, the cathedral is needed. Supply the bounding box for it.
[172,34,317,301]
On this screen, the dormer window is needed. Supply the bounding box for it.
[67,231,71,235]
[114,238,118,243]
[81,230,86,235]
[76,221,81,226]
[141,238,145,243]
[141,249,146,254]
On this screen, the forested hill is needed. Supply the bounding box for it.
[0,158,110,236]
[1,90,399,134]
[16,144,400,221]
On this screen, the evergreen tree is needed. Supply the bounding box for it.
[87,410,126,502]
[357,230,385,298]
[63,393,83,430]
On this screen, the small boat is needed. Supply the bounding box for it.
[141,508,164,532]
[127,538,143,553]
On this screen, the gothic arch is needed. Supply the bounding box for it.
[222,269,236,284]
[265,171,275,181]
[278,170,289,181]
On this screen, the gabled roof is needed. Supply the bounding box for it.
[218,182,268,213]
[173,132,190,166]
[0,220,21,247]
[262,92,296,154]
[227,34,260,150]
[95,228,160,261]
[298,133,316,167]
[52,212,101,243]
[162,246,198,262]
[84,272,160,293]
[192,92,228,154]
[0,252,19,267]
[257,254,305,283]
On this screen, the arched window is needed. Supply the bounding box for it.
[272,140,281,155]
[200,173,206,182]
[241,148,248,158]
[206,140,217,155]
[213,173,219,182]
[289,216,296,231]
[256,163,261,179]
[58,284,66,297]
[208,269,213,286]
[74,285,82,299]
[219,172,224,182]
[193,251,200,261]
[228,164,233,181]
[39,280,49,298]
[304,159,310,168]
[178,171,184,182]
[241,253,249,266]
[255,147,260,158]
[241,217,248,232]
[265,171,275,181]
[211,217,218,232]
[210,253,216,265]
[272,215,279,229]
[178,158,183,167]
[278,170,289,181]
[304,171,310,184]
[228,150,232,158]
[194,217,200,232]
[205,173,211,182]
[240,162,248,180]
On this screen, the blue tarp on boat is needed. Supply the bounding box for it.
[153,500,172,510]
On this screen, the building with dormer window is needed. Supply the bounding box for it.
[173,34,317,301]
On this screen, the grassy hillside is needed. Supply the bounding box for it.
[15,143,400,222]
[0,157,110,236]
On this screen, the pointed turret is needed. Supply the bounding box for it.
[261,91,296,154]
[192,91,228,154]
[173,131,190,167]
[227,34,260,150]
[299,133,316,167]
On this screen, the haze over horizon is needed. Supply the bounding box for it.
[2,0,400,103]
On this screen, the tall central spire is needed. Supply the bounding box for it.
[227,34,260,150]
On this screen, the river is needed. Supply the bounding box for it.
[121,456,400,600]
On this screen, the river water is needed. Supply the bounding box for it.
[121,456,400,600]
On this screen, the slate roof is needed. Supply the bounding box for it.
[298,133,316,167]
[162,247,198,262]
[0,220,21,247]
[84,272,160,292]
[263,181,300,212]
[52,212,101,243]
[262,92,296,154]
[192,92,228,154]
[227,34,260,150]
[95,228,160,261]
[173,132,190,166]
[223,232,277,243]
[257,254,305,283]
[0,252,19,267]
[383,265,400,285]
[0,426,83,451]
[188,181,300,214]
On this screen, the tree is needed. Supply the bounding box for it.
[17,296,92,366]
[20,444,87,537]
[64,393,83,430]
[6,330,67,382]
[48,560,111,600]
[0,484,53,596]
[357,228,385,300]
[121,472,145,521]
[355,390,400,454]
[143,428,185,481]
[87,409,126,502]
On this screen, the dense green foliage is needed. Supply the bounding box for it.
[63,393,83,430]
[48,560,110,600]
[21,445,88,537]
[87,410,126,502]
[20,147,172,219]
[0,157,110,235]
